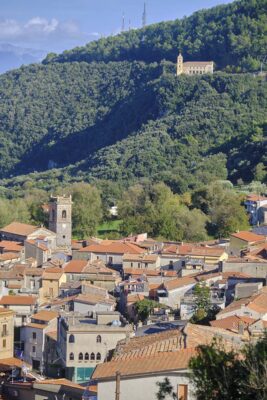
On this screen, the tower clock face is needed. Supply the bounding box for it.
[62,224,66,229]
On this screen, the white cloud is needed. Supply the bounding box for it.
[0,17,82,42]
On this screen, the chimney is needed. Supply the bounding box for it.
[238,320,244,335]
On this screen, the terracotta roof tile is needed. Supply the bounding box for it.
[0,222,38,236]
[162,244,225,257]
[79,242,145,255]
[31,310,58,322]
[64,260,88,273]
[0,295,36,305]
[36,378,83,389]
[231,231,265,243]
[0,240,23,252]
[210,315,256,331]
[92,348,196,380]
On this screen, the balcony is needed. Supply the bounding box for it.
[30,352,37,358]
[29,338,37,344]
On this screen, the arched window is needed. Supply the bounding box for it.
[96,352,101,361]
[79,352,83,361]
[52,209,55,221]
[85,352,89,361]
[90,353,95,361]
[62,210,67,219]
[69,352,74,361]
[96,335,102,343]
[69,334,75,343]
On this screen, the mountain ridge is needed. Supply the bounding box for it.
[0,0,266,192]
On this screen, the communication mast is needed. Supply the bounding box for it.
[142,2,147,28]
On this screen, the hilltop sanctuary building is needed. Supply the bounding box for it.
[177,53,214,75]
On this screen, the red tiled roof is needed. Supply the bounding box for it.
[162,244,225,257]
[36,378,84,389]
[0,252,20,261]
[92,348,196,379]
[79,242,145,255]
[64,260,88,273]
[0,222,38,236]
[231,231,264,243]
[0,295,36,305]
[210,315,256,331]
[0,241,23,252]
[246,194,267,202]
[31,310,58,322]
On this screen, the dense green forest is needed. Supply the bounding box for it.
[0,0,266,195]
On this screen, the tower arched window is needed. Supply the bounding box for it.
[69,334,75,343]
[96,335,102,343]
[52,209,55,221]
[62,210,67,219]
[90,353,95,361]
[96,352,101,361]
[85,352,89,360]
[79,352,83,361]
[69,352,74,361]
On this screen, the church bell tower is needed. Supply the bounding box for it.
[49,195,72,248]
[177,52,183,76]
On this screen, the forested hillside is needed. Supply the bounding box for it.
[44,0,266,72]
[0,0,266,193]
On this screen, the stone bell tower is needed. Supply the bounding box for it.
[177,52,184,76]
[49,195,72,248]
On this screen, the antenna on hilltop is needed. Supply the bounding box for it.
[128,19,131,31]
[122,12,125,32]
[142,2,147,28]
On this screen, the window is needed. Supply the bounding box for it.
[32,346,36,353]
[85,352,89,360]
[145,263,148,268]
[90,353,95,361]
[69,334,75,343]
[32,332,36,339]
[169,260,174,270]
[96,352,101,361]
[96,335,102,343]
[108,256,113,265]
[62,210,67,219]
[2,324,7,336]
[69,352,74,361]
[138,263,140,268]
[3,339,6,348]
[78,352,83,361]
[130,262,133,268]
[63,235,66,239]
[52,209,55,221]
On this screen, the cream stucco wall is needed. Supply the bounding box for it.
[97,372,195,400]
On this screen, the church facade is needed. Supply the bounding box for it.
[177,53,214,76]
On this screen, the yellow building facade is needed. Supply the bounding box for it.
[177,53,214,76]
[0,307,14,359]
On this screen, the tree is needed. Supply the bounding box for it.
[192,182,249,238]
[189,283,219,324]
[156,378,177,400]
[70,183,102,238]
[135,299,161,322]
[189,333,267,400]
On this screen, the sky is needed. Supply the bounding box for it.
[0,0,234,53]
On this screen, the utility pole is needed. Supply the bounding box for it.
[115,371,121,400]
[142,2,147,28]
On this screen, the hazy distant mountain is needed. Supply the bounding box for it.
[0,43,46,73]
